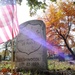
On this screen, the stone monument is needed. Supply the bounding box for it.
[15,20,47,70]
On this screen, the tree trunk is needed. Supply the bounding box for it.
[64,38,75,59]
[4,43,7,60]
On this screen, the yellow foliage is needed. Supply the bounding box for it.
[37,1,75,54]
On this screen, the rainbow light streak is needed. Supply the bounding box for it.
[21,27,70,59]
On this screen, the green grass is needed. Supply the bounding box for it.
[0,59,75,75]
[48,59,75,70]
[0,59,75,70]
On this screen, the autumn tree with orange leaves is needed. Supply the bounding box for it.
[39,1,75,59]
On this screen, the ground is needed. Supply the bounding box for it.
[0,59,75,75]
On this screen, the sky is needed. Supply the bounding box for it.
[17,0,37,25]
[17,0,51,25]
[0,0,75,51]
[0,0,42,51]
[0,0,29,51]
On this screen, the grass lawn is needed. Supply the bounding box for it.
[48,59,75,70]
[0,59,75,75]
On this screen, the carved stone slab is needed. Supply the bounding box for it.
[15,20,47,70]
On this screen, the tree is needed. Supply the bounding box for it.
[39,1,75,59]
[3,41,12,60]
[16,0,56,16]
[3,39,16,61]
[16,0,56,5]
[0,41,11,60]
[0,40,15,60]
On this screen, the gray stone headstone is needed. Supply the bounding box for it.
[15,20,47,70]
[0,55,2,62]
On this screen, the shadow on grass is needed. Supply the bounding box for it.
[16,68,75,75]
